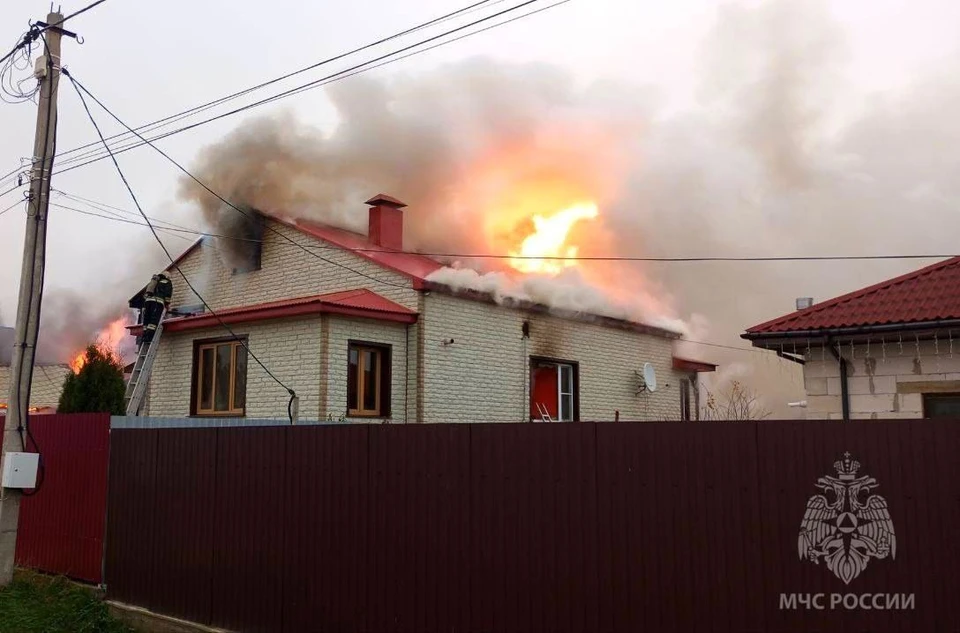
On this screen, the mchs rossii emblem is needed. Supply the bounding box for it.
[798,453,896,584]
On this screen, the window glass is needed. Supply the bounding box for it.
[925,394,960,418]
[200,347,214,411]
[363,349,379,412]
[215,344,232,412]
[560,393,574,421]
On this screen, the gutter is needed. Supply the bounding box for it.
[827,340,850,421]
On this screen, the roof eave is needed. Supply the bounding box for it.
[127,301,417,335]
[672,357,717,373]
[743,317,960,348]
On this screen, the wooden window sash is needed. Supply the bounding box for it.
[349,345,382,417]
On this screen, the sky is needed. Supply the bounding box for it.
[2,0,960,414]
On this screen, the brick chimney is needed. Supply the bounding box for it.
[366,193,406,251]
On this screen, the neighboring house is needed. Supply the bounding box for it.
[742,257,960,420]
[134,194,715,422]
[0,363,72,415]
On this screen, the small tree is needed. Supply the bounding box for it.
[58,345,126,414]
[700,380,771,421]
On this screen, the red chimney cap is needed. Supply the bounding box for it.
[365,193,407,209]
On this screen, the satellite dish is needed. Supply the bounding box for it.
[643,362,658,393]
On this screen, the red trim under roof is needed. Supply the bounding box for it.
[672,357,717,373]
[745,256,960,336]
[128,289,417,335]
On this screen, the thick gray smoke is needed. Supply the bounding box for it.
[22,245,167,365]
[175,0,960,415]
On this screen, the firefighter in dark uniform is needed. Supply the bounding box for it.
[142,273,173,344]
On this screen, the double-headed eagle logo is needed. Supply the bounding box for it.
[798,453,896,584]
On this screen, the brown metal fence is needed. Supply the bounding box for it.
[104,420,960,632]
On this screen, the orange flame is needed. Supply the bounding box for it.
[70,317,129,374]
[508,202,599,274]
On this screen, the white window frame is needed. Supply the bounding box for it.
[557,363,575,421]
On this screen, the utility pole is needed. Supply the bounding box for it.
[0,12,64,587]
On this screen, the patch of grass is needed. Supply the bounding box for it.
[0,571,133,633]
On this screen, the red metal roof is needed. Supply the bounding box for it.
[278,217,444,287]
[159,216,443,289]
[672,357,717,373]
[745,256,960,335]
[128,289,417,334]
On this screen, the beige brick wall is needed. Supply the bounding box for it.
[148,316,322,419]
[166,220,419,312]
[420,292,686,423]
[324,316,410,423]
[803,340,960,418]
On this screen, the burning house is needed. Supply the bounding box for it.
[131,195,715,422]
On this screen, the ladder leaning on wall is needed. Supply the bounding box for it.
[124,307,166,416]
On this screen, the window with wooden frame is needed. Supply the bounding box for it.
[530,357,579,421]
[192,338,248,416]
[347,342,391,418]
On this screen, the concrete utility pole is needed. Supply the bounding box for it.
[0,12,64,587]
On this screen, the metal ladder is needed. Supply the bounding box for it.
[124,308,165,416]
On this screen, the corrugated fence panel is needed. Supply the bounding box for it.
[149,428,218,624]
[209,427,287,633]
[593,422,764,632]
[280,424,371,633]
[469,423,598,633]
[102,420,960,632]
[15,413,109,583]
[105,428,158,604]
[366,424,471,633]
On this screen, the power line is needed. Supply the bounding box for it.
[64,70,418,290]
[44,0,109,30]
[50,202,211,236]
[58,200,773,359]
[65,69,298,412]
[50,198,958,263]
[0,0,108,66]
[50,0,500,165]
[52,0,565,175]
[0,197,25,217]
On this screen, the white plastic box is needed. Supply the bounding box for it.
[2,452,39,488]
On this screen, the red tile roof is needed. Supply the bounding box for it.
[129,289,417,334]
[745,256,960,335]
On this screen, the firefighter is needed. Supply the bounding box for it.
[141,273,173,344]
